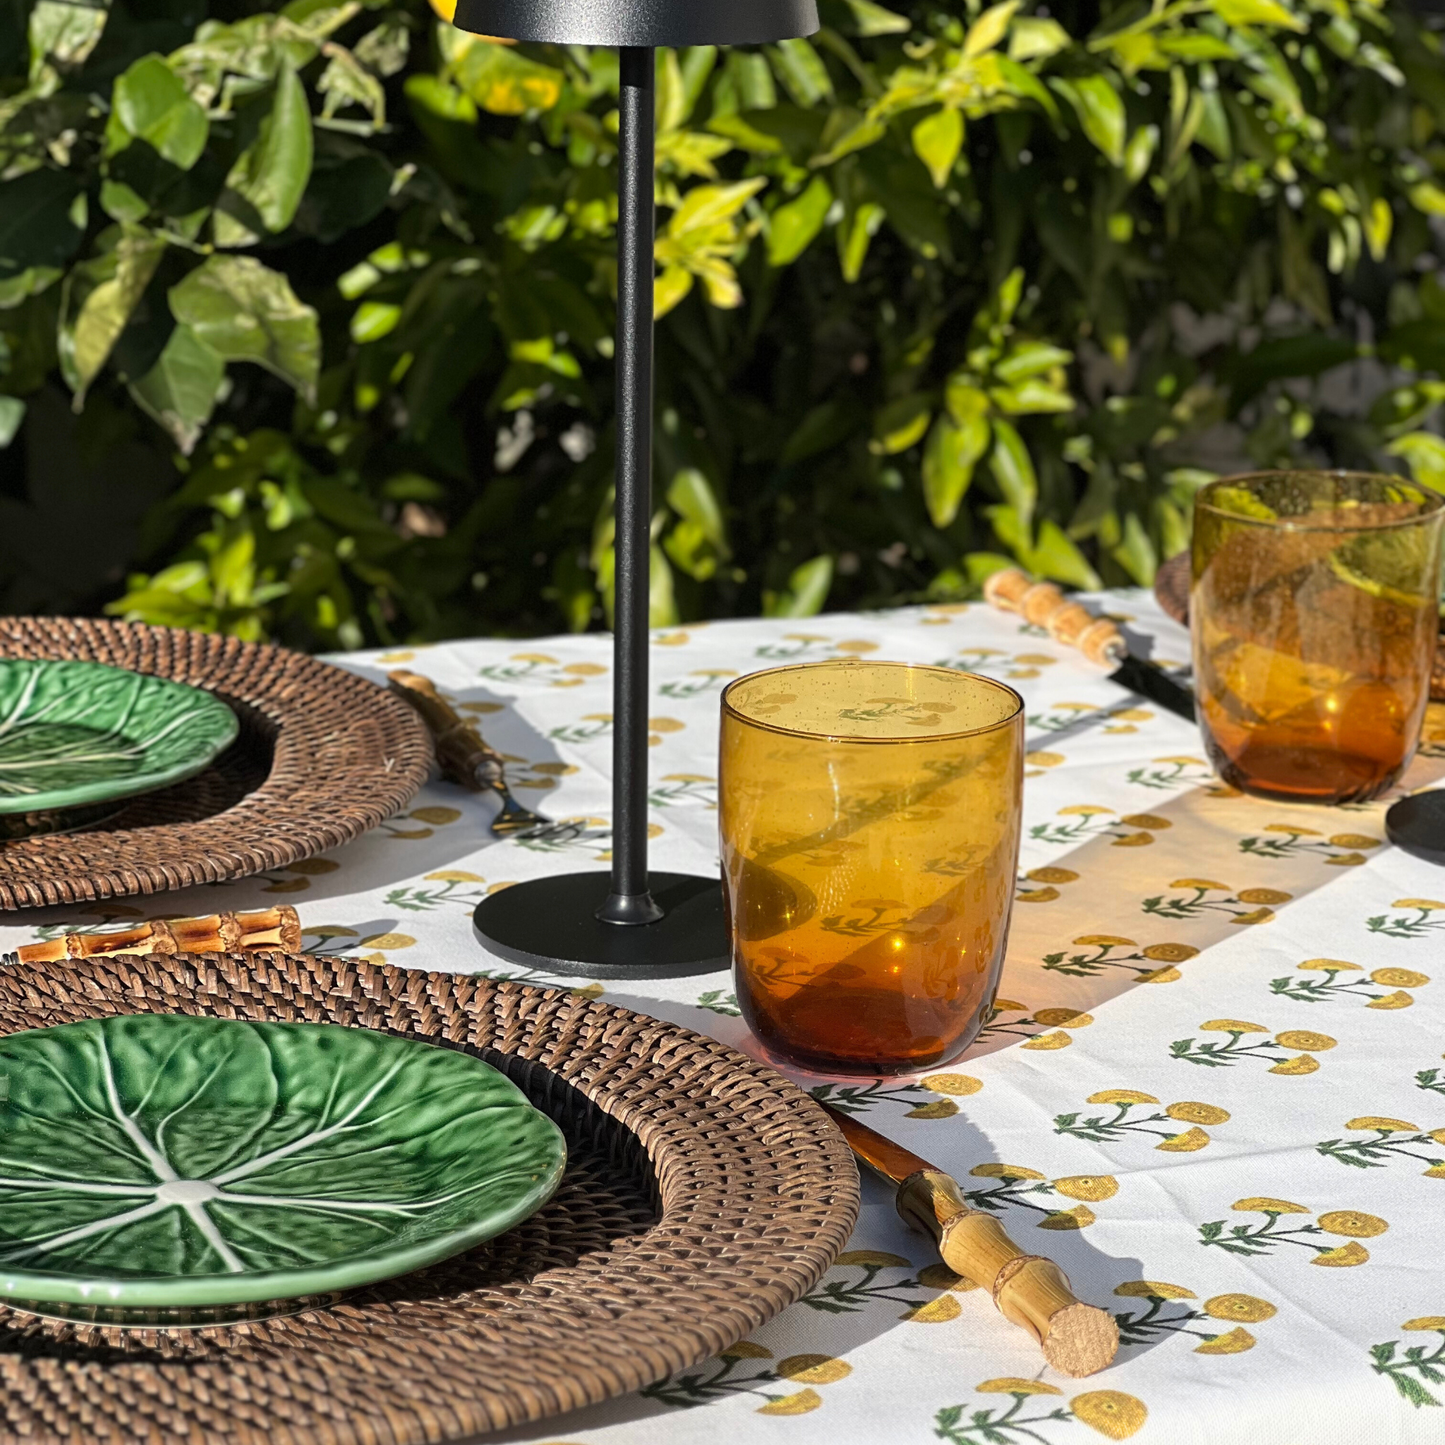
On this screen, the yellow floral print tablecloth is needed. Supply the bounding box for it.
[5,591,1445,1445]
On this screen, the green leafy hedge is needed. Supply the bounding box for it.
[3,0,1445,647]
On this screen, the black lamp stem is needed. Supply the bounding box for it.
[597,45,663,927]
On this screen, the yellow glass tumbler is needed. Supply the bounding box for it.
[1192,471,1444,804]
[719,660,1024,1075]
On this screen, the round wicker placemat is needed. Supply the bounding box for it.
[0,950,859,1445]
[0,618,431,908]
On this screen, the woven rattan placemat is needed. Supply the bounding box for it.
[0,951,860,1444]
[0,618,431,908]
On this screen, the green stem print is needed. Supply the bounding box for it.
[809,1080,938,1117]
[1317,1121,1445,1174]
[1169,1023,1332,1073]
[1142,881,1289,924]
[1197,1211,1333,1258]
[1170,1030,1285,1068]
[695,990,740,1017]
[754,635,832,660]
[659,670,735,700]
[797,1254,932,1314]
[383,876,488,912]
[1042,938,1196,981]
[1238,826,1380,866]
[934,1394,1072,1444]
[1126,757,1211,791]
[1028,808,1171,847]
[548,715,613,746]
[1054,1095,1227,1151]
[1371,1322,1445,1409]
[639,1353,789,1408]
[1418,1069,1445,1098]
[649,775,716,808]
[1365,901,1445,939]
[1269,963,1427,1006]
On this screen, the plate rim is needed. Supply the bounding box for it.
[0,1014,568,1308]
[0,658,240,816]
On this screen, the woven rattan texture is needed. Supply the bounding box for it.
[0,951,860,1445]
[0,618,431,908]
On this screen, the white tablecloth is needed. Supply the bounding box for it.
[6,592,1445,1445]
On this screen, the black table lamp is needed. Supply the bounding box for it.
[458,0,819,977]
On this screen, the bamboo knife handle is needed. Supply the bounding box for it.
[388,669,505,791]
[896,1169,1119,1377]
[982,567,1125,668]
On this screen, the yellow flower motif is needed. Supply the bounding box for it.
[1021,1030,1073,1050]
[1171,878,1230,890]
[776,1355,851,1384]
[904,1294,962,1323]
[647,716,686,733]
[971,1164,1045,1180]
[1345,1117,1420,1132]
[1017,887,1060,903]
[1155,1127,1210,1152]
[1238,888,1292,905]
[1166,1101,1230,1124]
[1111,832,1153,846]
[1202,1019,1269,1033]
[1059,804,1114,816]
[561,661,607,675]
[1027,751,1065,767]
[1120,813,1171,829]
[1371,967,1430,988]
[424,870,486,883]
[1142,943,1199,963]
[1269,1054,1320,1075]
[1054,1175,1119,1202]
[1329,833,1381,849]
[1194,1328,1257,1354]
[977,1379,1064,1396]
[1422,1162,1445,1176]
[1114,1280,1196,1300]
[1393,898,1445,910]
[1075,934,1137,947]
[1140,967,1182,983]
[993,998,1028,1012]
[756,1389,822,1415]
[1300,959,1360,972]
[286,857,339,875]
[1033,1009,1094,1028]
[922,1073,983,1096]
[1154,754,1205,765]
[1069,1390,1148,1440]
[1312,1242,1370,1267]
[1204,1294,1277,1322]
[1325,853,1367,867]
[1318,1210,1388,1238]
[1088,1090,1160,1105]
[1234,1197,1310,1214]
[720,1341,774,1359]
[1027,866,1080,884]
[360,932,416,950]
[1039,1205,1096,1229]
[1366,991,1416,1010]
[1231,908,1276,926]
[834,1250,910,1267]
[1275,1030,1337,1051]
[919,1263,979,1292]
[835,639,879,653]
[1014,653,1058,666]
[1265,823,1318,834]
[511,652,558,664]
[906,1100,960,1119]
[1403,1318,1445,1331]
[1429,1130,1445,1145]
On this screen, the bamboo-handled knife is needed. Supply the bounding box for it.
[388,669,548,835]
[821,1102,1120,1378]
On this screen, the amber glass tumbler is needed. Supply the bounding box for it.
[1192,471,1444,804]
[719,660,1024,1075]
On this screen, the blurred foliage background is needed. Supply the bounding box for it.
[3,0,1445,648]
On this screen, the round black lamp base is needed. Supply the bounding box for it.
[1386,790,1445,866]
[472,872,730,979]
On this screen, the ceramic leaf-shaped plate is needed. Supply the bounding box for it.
[0,1015,567,1316]
[0,659,239,814]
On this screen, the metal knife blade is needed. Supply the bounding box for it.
[1107,652,1196,722]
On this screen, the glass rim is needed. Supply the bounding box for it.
[720,659,1024,744]
[1195,469,1445,534]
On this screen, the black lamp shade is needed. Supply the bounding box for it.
[451,0,818,47]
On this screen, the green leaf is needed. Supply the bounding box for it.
[768,176,833,266]
[768,38,834,107]
[835,0,910,36]
[664,467,730,580]
[1053,75,1126,166]
[0,396,25,448]
[1031,520,1101,589]
[988,418,1038,530]
[912,108,963,189]
[0,170,84,280]
[763,555,834,617]
[873,394,933,455]
[1009,17,1070,61]
[994,341,1072,383]
[126,323,225,453]
[0,1014,565,1293]
[169,255,320,401]
[105,55,208,170]
[59,228,166,402]
[669,178,767,235]
[964,0,1020,59]
[28,0,108,83]
[1389,432,1445,493]
[923,415,990,527]
[450,37,563,115]
[1111,510,1157,584]
[1209,0,1306,33]
[657,48,687,132]
[214,65,314,248]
